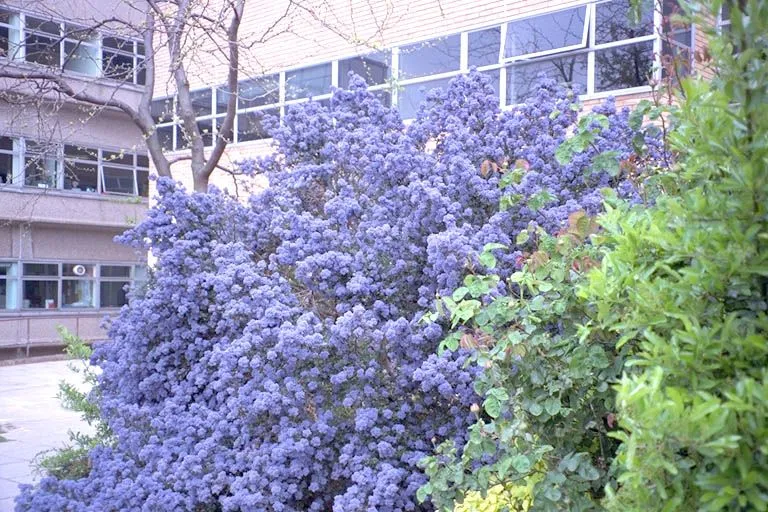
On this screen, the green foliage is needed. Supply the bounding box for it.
[584,1,768,509]
[420,212,625,511]
[35,327,113,480]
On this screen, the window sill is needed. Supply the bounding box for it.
[0,184,149,204]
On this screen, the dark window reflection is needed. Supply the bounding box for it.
[595,0,654,44]
[398,77,452,119]
[63,161,98,192]
[506,53,588,104]
[339,52,391,87]
[237,108,278,142]
[505,6,587,58]
[595,41,654,92]
[189,89,212,117]
[238,75,280,108]
[398,35,460,79]
[469,27,501,67]
[156,125,173,151]
[285,65,332,100]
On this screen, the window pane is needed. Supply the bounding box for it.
[101,265,130,278]
[0,262,17,277]
[62,280,94,308]
[102,37,133,51]
[506,53,588,104]
[198,118,214,147]
[23,280,58,309]
[237,108,278,142]
[238,75,280,108]
[661,41,692,78]
[26,18,59,36]
[0,136,12,151]
[469,27,501,67]
[25,32,60,66]
[23,263,58,276]
[480,68,501,98]
[137,169,149,197]
[135,57,146,85]
[0,152,14,184]
[339,52,391,87]
[398,35,460,79]
[100,281,129,307]
[63,263,95,277]
[137,154,149,168]
[596,0,654,44]
[63,40,100,75]
[595,41,654,92]
[103,166,135,194]
[102,151,133,165]
[157,125,173,151]
[24,154,57,188]
[190,88,212,117]
[398,77,453,120]
[285,64,332,100]
[64,161,98,192]
[505,6,587,58]
[64,145,97,160]
[103,50,134,80]
[151,99,174,123]
[0,278,17,309]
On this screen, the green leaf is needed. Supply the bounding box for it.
[528,190,556,212]
[451,287,469,301]
[528,402,544,416]
[483,395,502,419]
[416,483,431,503]
[478,251,497,269]
[591,150,621,177]
[511,454,532,473]
[544,397,561,416]
[516,229,530,245]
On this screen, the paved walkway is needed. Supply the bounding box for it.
[0,360,91,512]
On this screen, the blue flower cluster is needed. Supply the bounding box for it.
[16,72,661,511]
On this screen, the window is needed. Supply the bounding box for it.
[24,141,58,188]
[189,89,213,117]
[0,9,21,59]
[102,36,145,85]
[469,27,501,68]
[62,263,95,308]
[0,136,19,184]
[24,17,60,67]
[0,262,18,310]
[100,265,130,307]
[339,52,391,87]
[595,0,654,45]
[63,145,99,192]
[285,64,332,100]
[595,41,654,92]
[102,166,135,194]
[238,75,280,109]
[22,263,59,309]
[504,6,589,59]
[399,77,453,120]
[399,35,460,79]
[506,53,588,104]
[661,0,693,77]
[62,25,100,76]
[237,108,278,142]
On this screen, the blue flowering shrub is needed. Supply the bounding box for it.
[16,72,662,511]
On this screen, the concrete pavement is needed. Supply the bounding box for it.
[0,360,91,512]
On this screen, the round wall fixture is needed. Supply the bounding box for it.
[73,264,87,276]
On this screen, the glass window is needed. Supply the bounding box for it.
[22,280,57,309]
[189,88,212,117]
[100,281,128,307]
[151,99,174,124]
[0,136,17,185]
[595,41,654,92]
[0,10,21,59]
[24,263,58,276]
[505,6,588,58]
[137,169,149,197]
[63,160,98,192]
[339,52,391,87]
[156,125,174,151]
[469,27,501,68]
[237,108,278,142]
[102,166,135,194]
[0,262,18,310]
[103,37,133,51]
[63,263,94,277]
[63,39,99,75]
[506,53,588,104]
[25,26,60,66]
[101,265,130,278]
[398,77,453,120]
[238,75,280,108]
[62,279,95,308]
[197,118,214,147]
[285,64,332,100]
[137,154,150,167]
[24,143,58,188]
[595,0,654,45]
[398,34,460,79]
[135,57,146,85]
[102,50,134,81]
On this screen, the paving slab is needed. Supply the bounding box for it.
[0,360,92,512]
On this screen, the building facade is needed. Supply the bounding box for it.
[0,0,716,356]
[0,0,149,357]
